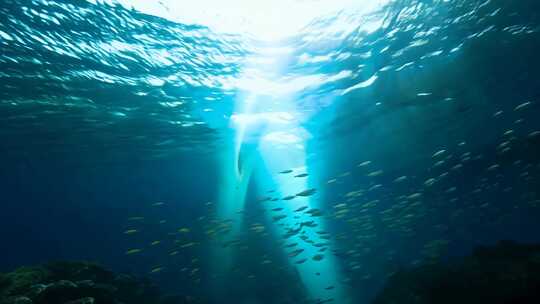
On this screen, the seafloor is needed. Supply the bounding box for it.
[2,241,540,304]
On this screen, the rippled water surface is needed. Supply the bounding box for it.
[1,0,540,303]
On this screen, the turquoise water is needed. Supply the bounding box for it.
[1,0,540,303]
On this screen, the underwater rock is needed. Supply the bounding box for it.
[0,267,51,298]
[0,296,33,304]
[0,275,9,290]
[0,262,185,304]
[64,297,94,304]
[26,284,46,298]
[373,241,540,304]
[34,280,79,304]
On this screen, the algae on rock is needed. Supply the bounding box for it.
[0,262,186,304]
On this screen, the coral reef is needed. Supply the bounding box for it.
[373,241,540,304]
[0,262,190,304]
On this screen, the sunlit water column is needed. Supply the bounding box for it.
[256,132,349,303]
[210,93,260,292]
[213,45,350,303]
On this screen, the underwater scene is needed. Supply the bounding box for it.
[1,0,540,303]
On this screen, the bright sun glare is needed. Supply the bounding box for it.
[111,0,374,39]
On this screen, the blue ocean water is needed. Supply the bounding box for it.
[1,0,540,303]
